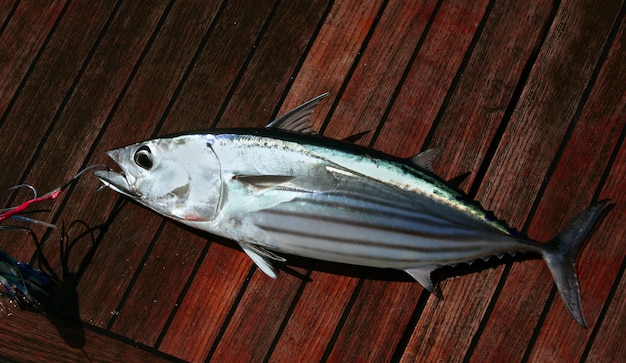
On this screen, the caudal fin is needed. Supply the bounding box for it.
[542,200,611,327]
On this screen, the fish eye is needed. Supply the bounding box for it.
[134,146,153,170]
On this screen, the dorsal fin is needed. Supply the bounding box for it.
[407,147,441,173]
[266,93,328,134]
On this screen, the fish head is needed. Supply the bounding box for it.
[95,135,223,222]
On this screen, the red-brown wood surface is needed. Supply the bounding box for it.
[0,1,65,118]
[0,1,623,362]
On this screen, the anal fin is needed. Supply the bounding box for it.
[405,266,441,298]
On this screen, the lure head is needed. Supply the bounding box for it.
[95,135,222,222]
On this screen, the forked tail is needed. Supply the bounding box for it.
[542,200,611,327]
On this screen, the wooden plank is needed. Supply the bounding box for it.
[375,0,490,158]
[587,266,626,362]
[466,0,624,360]
[79,0,331,360]
[423,0,556,188]
[157,242,253,362]
[321,0,439,143]
[155,0,278,132]
[530,139,625,360]
[58,201,166,326]
[278,0,384,125]
[63,0,270,336]
[208,266,306,362]
[325,278,421,362]
[215,1,331,129]
[0,309,174,362]
[0,0,117,258]
[267,265,360,362]
[0,1,65,118]
[51,0,276,339]
[476,0,621,224]
[88,1,225,345]
[584,138,626,362]
[17,0,174,329]
[400,273,501,362]
[0,1,17,30]
[108,222,207,345]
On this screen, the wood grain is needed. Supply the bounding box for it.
[584,138,626,363]
[0,1,65,118]
[0,309,175,362]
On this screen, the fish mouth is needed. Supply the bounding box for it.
[94,149,140,197]
[94,169,140,197]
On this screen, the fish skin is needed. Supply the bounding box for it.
[94,95,610,327]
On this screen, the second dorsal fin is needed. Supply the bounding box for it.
[266,93,328,134]
[407,147,441,173]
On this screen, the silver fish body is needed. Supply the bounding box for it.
[95,95,609,327]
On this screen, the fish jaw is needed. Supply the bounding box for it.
[94,147,143,197]
[94,169,138,198]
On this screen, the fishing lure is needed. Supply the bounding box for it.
[0,165,103,308]
[95,95,609,327]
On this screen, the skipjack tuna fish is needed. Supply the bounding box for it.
[95,94,609,327]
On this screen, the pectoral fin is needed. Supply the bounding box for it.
[233,175,295,189]
[239,242,286,279]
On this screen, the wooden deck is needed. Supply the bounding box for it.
[1,0,624,361]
